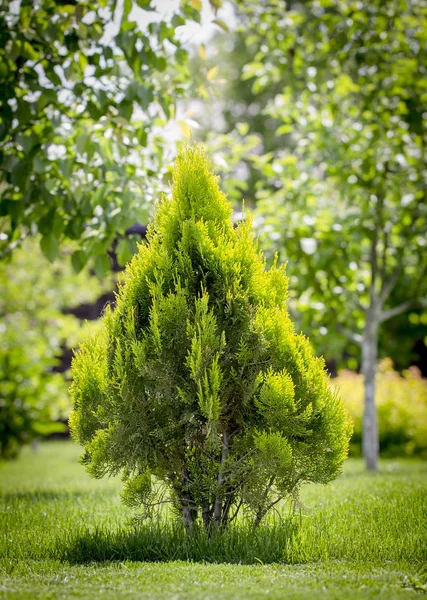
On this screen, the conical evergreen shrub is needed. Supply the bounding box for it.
[70,144,352,530]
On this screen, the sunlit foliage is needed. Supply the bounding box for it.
[0,0,213,271]
[333,359,427,458]
[0,238,108,458]
[70,145,351,530]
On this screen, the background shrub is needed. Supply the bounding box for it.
[332,359,427,458]
[0,238,108,459]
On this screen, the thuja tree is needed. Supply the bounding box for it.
[70,145,351,531]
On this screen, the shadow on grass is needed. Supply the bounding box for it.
[57,517,301,565]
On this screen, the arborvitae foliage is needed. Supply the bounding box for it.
[70,144,352,530]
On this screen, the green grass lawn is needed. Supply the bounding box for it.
[0,441,426,599]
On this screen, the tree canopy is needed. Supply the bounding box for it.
[206,0,427,469]
[0,0,221,273]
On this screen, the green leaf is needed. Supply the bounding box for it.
[75,4,84,21]
[135,85,154,109]
[172,14,186,28]
[276,124,293,135]
[125,82,137,101]
[45,68,62,87]
[137,128,148,146]
[98,139,113,165]
[94,254,111,278]
[335,74,358,96]
[40,233,59,262]
[38,210,56,235]
[11,160,29,189]
[0,61,9,80]
[86,101,103,120]
[34,156,47,174]
[71,250,87,273]
[155,56,167,72]
[76,133,89,155]
[122,0,132,20]
[37,89,57,112]
[7,41,21,61]
[212,19,229,32]
[59,158,74,179]
[16,100,32,126]
[21,41,39,61]
[91,183,110,208]
[119,99,134,120]
[175,48,188,66]
[207,66,219,81]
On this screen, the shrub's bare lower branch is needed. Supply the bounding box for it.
[228,499,243,524]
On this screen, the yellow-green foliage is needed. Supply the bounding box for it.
[332,359,427,457]
[70,144,352,528]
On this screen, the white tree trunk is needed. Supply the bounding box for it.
[361,322,379,471]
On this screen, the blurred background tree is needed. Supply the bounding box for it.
[0,237,109,458]
[191,7,427,382]
[200,0,427,470]
[0,0,222,273]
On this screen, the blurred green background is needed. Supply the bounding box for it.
[1,0,426,462]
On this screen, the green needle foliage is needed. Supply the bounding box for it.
[70,144,352,531]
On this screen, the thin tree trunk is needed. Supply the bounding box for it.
[181,464,194,532]
[214,430,229,527]
[254,475,275,527]
[182,494,194,532]
[202,503,212,532]
[361,321,379,471]
[221,492,234,527]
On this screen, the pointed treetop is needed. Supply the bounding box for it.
[151,144,234,250]
[173,144,233,224]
